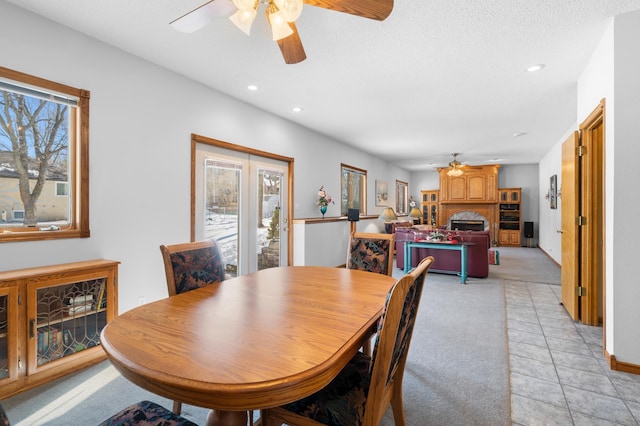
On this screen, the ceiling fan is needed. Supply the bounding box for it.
[170,0,393,64]
[447,153,465,177]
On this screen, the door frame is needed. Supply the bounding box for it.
[579,99,606,326]
[190,134,294,267]
[560,100,605,328]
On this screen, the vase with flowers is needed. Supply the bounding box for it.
[316,185,334,218]
[429,229,448,242]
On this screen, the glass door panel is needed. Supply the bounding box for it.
[256,167,284,271]
[204,159,241,278]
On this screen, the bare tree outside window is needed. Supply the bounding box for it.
[0,92,69,226]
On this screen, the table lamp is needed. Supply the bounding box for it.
[378,207,397,233]
[409,207,422,225]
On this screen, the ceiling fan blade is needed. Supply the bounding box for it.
[170,0,236,33]
[277,23,307,64]
[303,0,393,21]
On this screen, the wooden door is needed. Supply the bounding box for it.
[579,101,605,326]
[561,131,579,320]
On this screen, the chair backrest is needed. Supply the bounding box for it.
[346,232,395,276]
[365,256,434,424]
[160,240,225,297]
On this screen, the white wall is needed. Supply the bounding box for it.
[0,2,408,313]
[609,10,640,365]
[410,170,440,200]
[537,129,572,264]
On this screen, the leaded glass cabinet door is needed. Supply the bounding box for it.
[0,285,18,386]
[26,269,112,375]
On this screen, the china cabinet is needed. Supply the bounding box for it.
[0,259,119,398]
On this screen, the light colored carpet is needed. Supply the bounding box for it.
[3,247,557,425]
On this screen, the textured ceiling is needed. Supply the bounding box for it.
[6,0,640,170]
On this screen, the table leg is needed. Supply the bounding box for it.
[404,242,411,273]
[206,409,248,426]
[460,244,468,284]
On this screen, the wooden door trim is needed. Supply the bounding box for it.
[579,99,606,327]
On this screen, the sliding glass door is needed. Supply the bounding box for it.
[193,141,289,277]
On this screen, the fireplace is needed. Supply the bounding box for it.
[446,209,492,232]
[451,220,485,231]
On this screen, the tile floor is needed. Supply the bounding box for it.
[505,281,640,425]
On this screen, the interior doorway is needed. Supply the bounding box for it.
[561,100,605,327]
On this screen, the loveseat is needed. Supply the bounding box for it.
[395,228,491,278]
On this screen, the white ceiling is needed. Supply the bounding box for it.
[7,0,640,171]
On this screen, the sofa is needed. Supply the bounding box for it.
[395,228,490,278]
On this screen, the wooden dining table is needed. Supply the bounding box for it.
[100,266,397,426]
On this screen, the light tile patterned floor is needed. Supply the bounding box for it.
[505,281,640,425]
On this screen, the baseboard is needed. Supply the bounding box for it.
[537,247,561,268]
[605,350,640,375]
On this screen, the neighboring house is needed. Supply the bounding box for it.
[0,151,69,223]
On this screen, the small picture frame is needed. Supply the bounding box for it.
[550,174,557,209]
[375,180,388,206]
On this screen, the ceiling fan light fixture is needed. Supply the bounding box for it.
[447,153,464,176]
[267,4,294,41]
[274,0,303,22]
[447,167,464,177]
[229,6,257,35]
[232,0,256,9]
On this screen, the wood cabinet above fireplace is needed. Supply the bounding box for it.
[438,164,500,204]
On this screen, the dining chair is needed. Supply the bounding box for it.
[346,232,395,277]
[0,402,10,426]
[346,231,395,356]
[261,256,434,426]
[159,239,225,414]
[160,239,226,298]
[98,400,197,426]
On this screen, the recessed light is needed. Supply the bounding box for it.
[525,64,545,72]
[513,132,528,137]
[292,106,303,113]
[247,84,258,91]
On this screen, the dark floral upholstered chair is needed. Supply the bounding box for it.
[160,239,226,414]
[346,232,395,277]
[160,240,226,298]
[346,232,395,356]
[0,402,10,426]
[261,256,434,426]
[98,400,197,426]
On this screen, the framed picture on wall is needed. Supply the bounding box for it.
[550,174,557,209]
[375,180,388,206]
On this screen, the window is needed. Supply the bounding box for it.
[340,164,367,216]
[396,180,408,214]
[0,66,90,241]
[56,182,69,197]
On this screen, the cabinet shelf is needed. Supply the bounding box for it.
[497,188,522,246]
[35,306,107,328]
